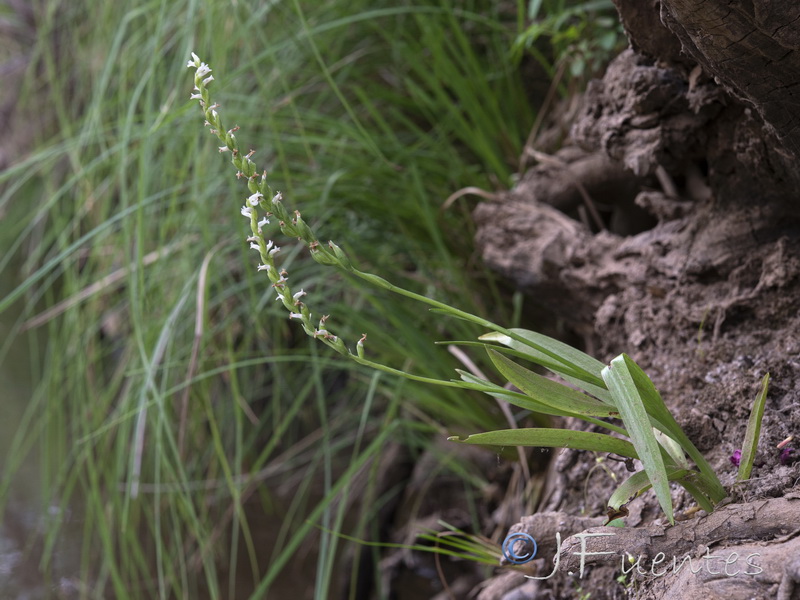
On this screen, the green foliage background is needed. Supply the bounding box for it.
[0,0,620,598]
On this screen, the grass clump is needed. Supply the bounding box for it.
[0,1,535,597]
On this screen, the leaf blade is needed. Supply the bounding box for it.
[608,467,691,511]
[603,354,674,524]
[488,349,618,418]
[737,373,770,482]
[480,328,607,390]
[449,427,639,459]
[615,355,726,502]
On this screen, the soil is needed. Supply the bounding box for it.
[462,3,800,599]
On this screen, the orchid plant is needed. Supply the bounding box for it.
[187,53,767,525]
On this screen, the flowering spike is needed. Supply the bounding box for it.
[189,56,352,361]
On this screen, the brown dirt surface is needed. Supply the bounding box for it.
[471,6,800,598]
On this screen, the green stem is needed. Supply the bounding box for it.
[350,268,581,374]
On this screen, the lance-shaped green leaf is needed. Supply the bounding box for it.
[444,340,610,402]
[480,329,608,392]
[737,373,769,482]
[614,354,726,503]
[456,370,629,437]
[488,349,619,418]
[654,429,690,470]
[678,477,716,514]
[603,354,674,525]
[449,428,638,459]
[456,370,575,418]
[608,468,692,511]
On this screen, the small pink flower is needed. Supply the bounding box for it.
[780,447,795,466]
[730,449,742,467]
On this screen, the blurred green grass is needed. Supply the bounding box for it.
[0,0,618,597]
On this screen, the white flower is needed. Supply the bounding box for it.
[269,246,280,256]
[257,217,269,230]
[289,313,303,320]
[272,192,283,205]
[203,74,214,86]
[257,264,271,272]
[293,289,307,300]
[264,240,274,251]
[219,146,229,153]
[241,205,252,218]
[249,242,260,251]
[315,329,329,337]
[248,192,263,206]
[190,92,202,100]
[196,63,211,78]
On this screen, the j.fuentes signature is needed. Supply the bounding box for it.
[502,532,762,579]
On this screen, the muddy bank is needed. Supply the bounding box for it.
[471,4,800,597]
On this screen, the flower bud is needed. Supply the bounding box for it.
[328,241,352,270]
